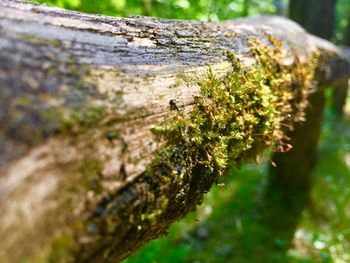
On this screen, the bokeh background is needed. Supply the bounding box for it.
[32,0,350,262]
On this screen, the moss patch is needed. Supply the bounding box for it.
[152,34,319,177]
[72,35,320,262]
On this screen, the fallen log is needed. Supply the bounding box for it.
[0,1,349,262]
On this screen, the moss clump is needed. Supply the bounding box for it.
[152,34,319,178]
[73,34,319,262]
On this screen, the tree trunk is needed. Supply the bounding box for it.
[286,0,337,180]
[0,1,350,262]
[331,6,350,116]
[289,0,348,115]
[289,0,337,40]
[273,0,285,16]
[262,89,325,259]
[258,0,338,258]
[343,4,350,46]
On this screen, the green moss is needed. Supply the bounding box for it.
[71,35,320,262]
[152,34,319,179]
[62,105,104,133]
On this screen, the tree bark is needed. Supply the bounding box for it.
[0,1,350,262]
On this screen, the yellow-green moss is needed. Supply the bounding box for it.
[152,34,319,178]
[72,35,320,262]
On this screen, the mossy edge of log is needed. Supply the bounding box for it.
[63,35,318,262]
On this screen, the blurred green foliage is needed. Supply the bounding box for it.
[34,0,276,20]
[334,0,350,43]
[33,0,350,43]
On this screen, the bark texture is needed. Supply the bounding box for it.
[0,1,350,262]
